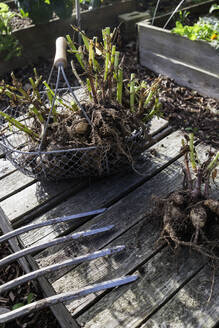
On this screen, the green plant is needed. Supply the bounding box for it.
[0,27,161,178]
[0,27,160,139]
[172,5,219,49]
[0,68,75,140]
[154,134,219,260]
[67,26,161,121]
[16,0,74,24]
[209,3,219,14]
[177,10,190,25]
[182,133,219,200]
[0,2,21,60]
[172,20,218,43]
[12,292,36,311]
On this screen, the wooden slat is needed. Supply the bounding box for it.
[0,126,217,327]
[0,158,16,180]
[40,142,216,319]
[52,214,166,316]
[35,152,184,280]
[77,248,205,328]
[51,142,218,317]
[143,265,219,328]
[0,170,35,202]
[138,23,219,75]
[138,48,219,101]
[0,177,88,226]
[138,20,219,100]
[0,207,31,274]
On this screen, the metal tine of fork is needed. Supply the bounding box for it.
[0,275,139,324]
[0,225,114,268]
[0,208,106,244]
[0,246,125,294]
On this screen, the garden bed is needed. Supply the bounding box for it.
[0,0,137,76]
[137,0,219,100]
[1,0,216,76]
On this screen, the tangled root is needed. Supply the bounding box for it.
[153,192,219,261]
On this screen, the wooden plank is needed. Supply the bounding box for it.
[51,142,218,317]
[19,128,183,248]
[44,142,217,315]
[77,248,206,328]
[0,158,16,180]
[0,178,87,226]
[0,170,35,202]
[143,265,219,328]
[148,117,168,135]
[138,23,219,76]
[138,47,219,100]
[34,151,184,279]
[52,214,166,316]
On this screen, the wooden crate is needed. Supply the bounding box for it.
[137,1,219,100]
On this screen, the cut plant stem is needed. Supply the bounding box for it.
[0,111,39,140]
[71,60,84,87]
[102,27,111,51]
[86,78,93,101]
[114,51,120,77]
[117,68,123,105]
[207,151,219,172]
[104,52,110,82]
[88,40,94,67]
[66,34,85,69]
[111,45,116,65]
[189,133,197,171]
[130,73,135,112]
[28,104,44,124]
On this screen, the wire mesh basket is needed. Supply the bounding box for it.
[0,101,146,180]
[0,38,147,181]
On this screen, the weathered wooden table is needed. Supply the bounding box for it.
[0,118,218,328]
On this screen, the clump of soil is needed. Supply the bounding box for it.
[32,102,147,152]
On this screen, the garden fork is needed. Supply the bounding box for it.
[0,206,138,324]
